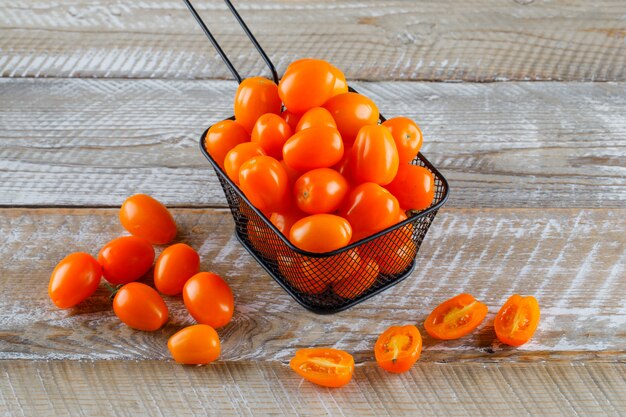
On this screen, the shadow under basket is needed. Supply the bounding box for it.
[199,119,449,314]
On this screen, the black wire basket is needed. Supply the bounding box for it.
[188,0,449,313]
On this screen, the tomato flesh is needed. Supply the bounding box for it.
[495,294,540,346]
[424,293,488,340]
[290,348,354,388]
[375,325,422,373]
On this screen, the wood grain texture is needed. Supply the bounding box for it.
[1,0,626,81]
[0,208,624,362]
[1,360,624,417]
[1,78,624,208]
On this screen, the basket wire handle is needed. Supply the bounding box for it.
[183,0,279,84]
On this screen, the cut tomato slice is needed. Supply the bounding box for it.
[424,293,488,340]
[289,348,354,388]
[495,294,540,346]
[374,325,422,373]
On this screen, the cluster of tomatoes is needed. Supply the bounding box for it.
[47,194,233,365]
[291,292,541,388]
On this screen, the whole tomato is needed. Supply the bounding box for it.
[113,282,168,331]
[168,324,220,365]
[247,219,287,260]
[251,113,293,159]
[363,238,417,275]
[385,165,435,210]
[329,64,348,97]
[332,256,379,299]
[154,243,200,296]
[239,155,289,213]
[204,119,249,168]
[282,126,344,171]
[341,183,400,241]
[295,107,337,132]
[234,77,281,132]
[48,252,102,308]
[351,125,399,185]
[280,159,303,188]
[382,117,423,165]
[323,92,379,145]
[289,214,352,253]
[270,207,306,236]
[97,236,155,285]
[278,59,335,114]
[281,109,302,132]
[183,272,234,329]
[294,168,348,214]
[223,142,266,185]
[120,194,177,245]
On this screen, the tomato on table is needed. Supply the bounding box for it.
[323,92,379,146]
[113,282,168,331]
[251,113,293,159]
[295,107,337,132]
[168,324,220,365]
[48,252,102,309]
[385,165,435,211]
[495,294,540,346]
[204,119,249,168]
[375,325,422,373]
[382,117,423,165]
[351,124,399,185]
[97,236,154,285]
[333,256,379,299]
[224,142,266,185]
[341,182,400,241]
[239,155,289,213]
[282,126,344,171]
[289,214,352,253]
[289,348,354,388]
[294,168,349,214]
[154,243,200,295]
[424,294,488,340]
[234,76,282,132]
[278,59,336,114]
[120,194,177,245]
[183,272,234,329]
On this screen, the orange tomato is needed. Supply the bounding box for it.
[374,325,422,373]
[281,109,302,132]
[385,165,435,211]
[48,252,102,309]
[278,255,329,295]
[282,126,344,171]
[97,236,155,285]
[168,324,220,365]
[239,156,289,213]
[351,125,399,185]
[329,64,348,97]
[424,294,488,340]
[270,207,306,236]
[183,272,234,329]
[333,257,379,299]
[280,159,303,188]
[323,92,379,145]
[494,294,540,346]
[295,107,337,132]
[120,194,177,245]
[290,348,354,388]
[112,282,168,331]
[278,59,335,114]
[289,214,352,253]
[234,77,281,132]
[341,183,399,240]
[154,243,200,296]
[382,117,423,165]
[362,238,416,275]
[251,113,293,159]
[204,119,249,168]
[294,168,349,214]
[223,142,266,185]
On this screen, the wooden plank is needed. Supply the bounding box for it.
[0,361,624,417]
[1,79,624,208]
[1,0,625,81]
[0,208,624,362]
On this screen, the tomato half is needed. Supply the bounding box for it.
[48,252,102,308]
[385,165,435,211]
[279,59,335,114]
[224,142,266,185]
[234,77,282,132]
[375,325,422,373]
[351,124,399,185]
[323,92,379,146]
[239,155,289,213]
[120,194,177,245]
[294,168,348,214]
[168,324,220,365]
[424,294,488,340]
[289,214,352,253]
[154,243,200,296]
[97,236,155,285]
[494,294,540,346]
[382,117,423,165]
[183,272,234,329]
[341,183,400,241]
[251,113,293,159]
[204,119,249,168]
[113,282,168,331]
[289,348,354,388]
[333,256,379,299]
[295,107,337,132]
[282,126,344,171]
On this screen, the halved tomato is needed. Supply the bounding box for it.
[424,294,488,340]
[289,348,354,388]
[374,325,422,373]
[494,294,540,346]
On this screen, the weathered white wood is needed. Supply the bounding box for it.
[0,361,624,417]
[1,0,625,81]
[0,208,623,361]
[1,79,624,207]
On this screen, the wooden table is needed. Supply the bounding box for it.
[1,1,625,415]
